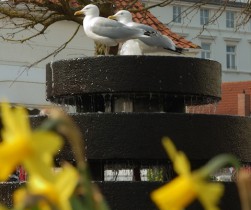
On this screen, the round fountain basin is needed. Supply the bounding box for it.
[46,56,221,106]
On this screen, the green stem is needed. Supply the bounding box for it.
[195,154,240,178]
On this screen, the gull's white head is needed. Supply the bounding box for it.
[108,10,132,24]
[74,4,100,17]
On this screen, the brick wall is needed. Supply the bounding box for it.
[215,81,251,116]
[187,81,251,116]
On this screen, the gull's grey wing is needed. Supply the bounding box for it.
[127,22,160,34]
[139,34,176,51]
[127,22,176,51]
[90,17,144,39]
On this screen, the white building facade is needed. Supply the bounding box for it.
[147,0,251,82]
[0,20,94,108]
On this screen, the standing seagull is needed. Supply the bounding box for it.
[108,10,185,55]
[74,4,149,54]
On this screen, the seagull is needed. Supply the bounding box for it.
[74,4,149,55]
[108,10,185,55]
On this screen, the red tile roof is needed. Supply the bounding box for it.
[114,0,200,49]
[215,81,251,116]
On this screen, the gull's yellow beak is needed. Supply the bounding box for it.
[74,10,84,16]
[108,15,117,20]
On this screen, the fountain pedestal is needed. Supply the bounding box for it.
[1,56,249,209]
[43,56,248,209]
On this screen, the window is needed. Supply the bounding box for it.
[226,45,236,69]
[226,11,234,28]
[200,9,209,25]
[173,6,181,23]
[201,43,211,59]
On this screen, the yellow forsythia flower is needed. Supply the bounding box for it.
[14,164,78,210]
[151,138,224,210]
[0,103,62,180]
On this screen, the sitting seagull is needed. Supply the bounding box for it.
[108,10,185,55]
[74,4,149,55]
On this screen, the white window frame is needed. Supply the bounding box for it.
[201,43,211,59]
[226,11,235,28]
[173,6,182,23]
[200,9,209,25]
[226,45,237,69]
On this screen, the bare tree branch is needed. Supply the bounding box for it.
[128,0,173,12]
[9,24,81,87]
[27,24,81,68]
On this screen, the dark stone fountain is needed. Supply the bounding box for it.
[2,56,251,209]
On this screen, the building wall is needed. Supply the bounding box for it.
[215,81,251,116]
[186,81,251,116]
[0,20,94,107]
[147,0,251,82]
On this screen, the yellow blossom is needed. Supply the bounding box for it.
[14,164,78,210]
[0,103,62,180]
[151,138,224,210]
